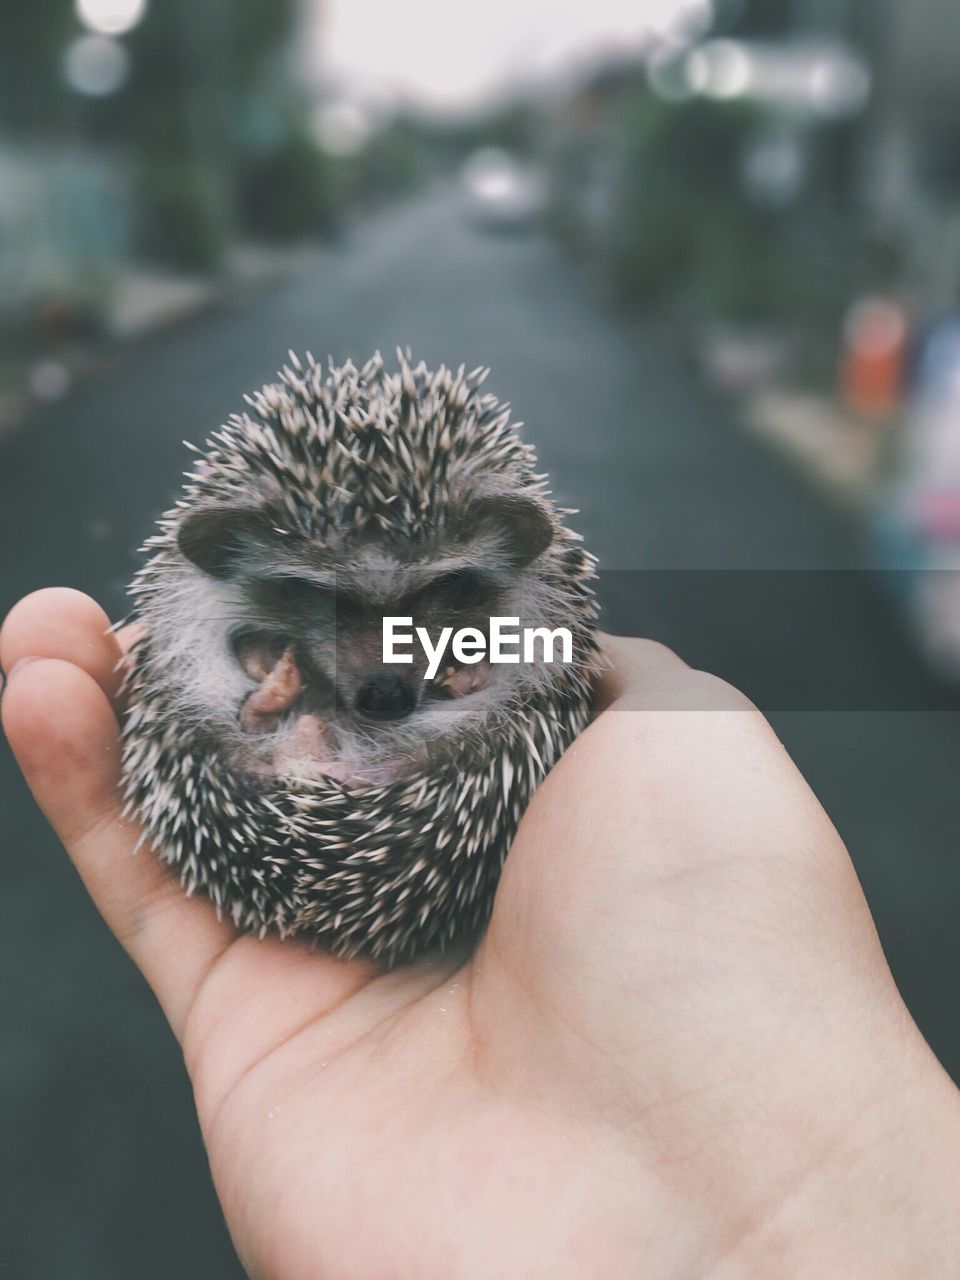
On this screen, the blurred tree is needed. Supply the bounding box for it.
[727,0,797,37]
[237,124,338,242]
[119,0,306,268]
[343,115,434,208]
[0,2,78,135]
[592,87,885,353]
[1,0,331,270]
[603,95,772,315]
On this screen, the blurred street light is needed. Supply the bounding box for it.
[686,38,751,99]
[75,0,147,38]
[684,38,871,119]
[63,35,130,97]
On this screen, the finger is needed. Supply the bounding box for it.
[2,656,235,1039]
[592,632,691,711]
[489,636,768,958]
[1,588,127,710]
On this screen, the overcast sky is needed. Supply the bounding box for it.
[303,0,714,113]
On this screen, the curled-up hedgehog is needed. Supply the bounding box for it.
[121,351,598,964]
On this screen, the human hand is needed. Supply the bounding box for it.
[3,588,959,1280]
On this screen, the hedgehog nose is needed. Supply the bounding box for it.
[355,673,417,722]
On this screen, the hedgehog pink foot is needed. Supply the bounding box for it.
[436,660,492,697]
[240,648,303,733]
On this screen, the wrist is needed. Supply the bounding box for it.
[706,1022,960,1280]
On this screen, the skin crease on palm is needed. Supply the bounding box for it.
[3,588,960,1280]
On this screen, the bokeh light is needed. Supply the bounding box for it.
[63,34,130,97]
[687,39,752,99]
[29,360,71,401]
[806,53,871,118]
[75,0,147,38]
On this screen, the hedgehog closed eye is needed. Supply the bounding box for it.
[120,351,598,966]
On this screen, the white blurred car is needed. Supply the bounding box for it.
[460,148,546,231]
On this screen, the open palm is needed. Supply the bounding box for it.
[4,589,959,1280]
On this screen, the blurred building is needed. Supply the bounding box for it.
[852,0,960,307]
[741,0,960,306]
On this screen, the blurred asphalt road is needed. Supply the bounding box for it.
[2,185,960,1278]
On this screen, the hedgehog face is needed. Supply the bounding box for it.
[167,491,563,786]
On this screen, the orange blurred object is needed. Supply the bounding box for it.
[839,297,908,419]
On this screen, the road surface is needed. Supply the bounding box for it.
[2,187,959,1277]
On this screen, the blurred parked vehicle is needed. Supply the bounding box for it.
[871,314,960,678]
[460,147,546,232]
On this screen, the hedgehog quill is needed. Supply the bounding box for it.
[121,351,598,965]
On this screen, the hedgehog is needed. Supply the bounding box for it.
[120,351,598,965]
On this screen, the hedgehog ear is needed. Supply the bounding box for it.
[468,492,554,567]
[177,505,276,579]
